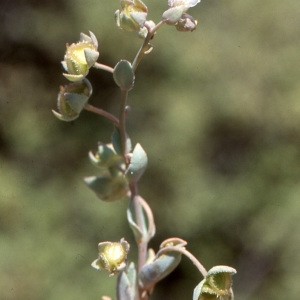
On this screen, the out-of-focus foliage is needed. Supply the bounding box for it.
[0,0,300,299]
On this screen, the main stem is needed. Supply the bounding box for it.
[118,26,167,299]
[118,88,147,267]
[119,89,129,159]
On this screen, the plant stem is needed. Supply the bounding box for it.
[84,103,119,125]
[118,89,129,159]
[93,62,114,73]
[118,87,148,281]
[132,21,165,72]
[156,246,208,278]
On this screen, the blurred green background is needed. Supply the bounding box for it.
[1,0,300,299]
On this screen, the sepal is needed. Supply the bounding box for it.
[84,175,129,202]
[115,0,148,32]
[162,6,186,25]
[89,142,125,172]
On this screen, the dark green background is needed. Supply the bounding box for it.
[1,0,300,299]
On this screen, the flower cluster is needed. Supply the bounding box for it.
[115,0,200,34]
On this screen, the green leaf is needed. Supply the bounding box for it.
[113,60,135,91]
[126,143,148,183]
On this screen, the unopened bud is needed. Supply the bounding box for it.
[175,13,198,32]
[115,0,148,32]
[52,78,92,121]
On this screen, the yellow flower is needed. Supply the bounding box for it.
[62,31,99,82]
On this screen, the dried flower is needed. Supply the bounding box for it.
[91,238,130,276]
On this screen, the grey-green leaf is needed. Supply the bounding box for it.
[111,126,132,155]
[117,263,137,300]
[127,198,144,241]
[126,143,148,183]
[113,60,135,91]
[139,252,182,292]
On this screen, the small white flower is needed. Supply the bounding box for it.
[163,0,200,25]
[168,0,200,9]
